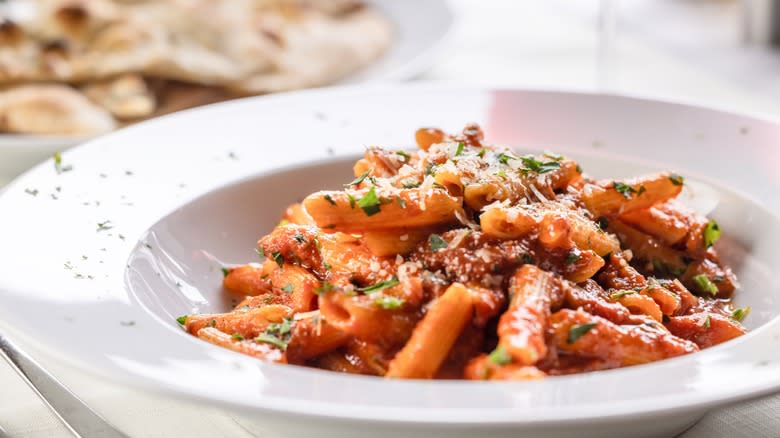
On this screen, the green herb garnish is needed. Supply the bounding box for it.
[271,251,284,268]
[401,180,421,189]
[347,193,357,209]
[669,173,684,186]
[497,153,516,165]
[255,247,266,259]
[357,186,381,216]
[732,306,751,323]
[323,194,337,205]
[396,150,412,160]
[429,234,448,251]
[315,282,335,295]
[703,220,721,248]
[454,142,465,157]
[693,274,718,296]
[487,346,512,365]
[176,315,187,325]
[613,182,637,199]
[598,217,609,230]
[221,267,230,277]
[53,152,72,173]
[565,250,581,265]
[396,196,407,209]
[374,296,404,310]
[610,290,638,300]
[567,322,597,344]
[700,314,711,329]
[96,220,113,231]
[255,318,293,350]
[281,283,294,294]
[359,277,400,294]
[520,155,560,174]
[232,333,245,341]
[345,171,370,188]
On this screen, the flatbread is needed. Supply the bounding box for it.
[0,0,392,135]
[0,83,116,135]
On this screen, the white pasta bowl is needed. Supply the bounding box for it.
[0,85,779,438]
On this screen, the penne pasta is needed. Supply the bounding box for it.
[179,124,745,380]
[385,283,473,379]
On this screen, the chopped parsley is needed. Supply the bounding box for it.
[293,234,306,244]
[270,251,284,268]
[567,322,597,344]
[565,250,581,265]
[96,220,113,231]
[347,193,357,209]
[668,173,685,186]
[53,152,72,173]
[703,220,721,248]
[732,306,751,323]
[345,171,370,188]
[374,296,404,310]
[424,163,438,176]
[323,194,337,205]
[520,155,561,174]
[401,180,421,189]
[610,290,637,300]
[495,169,507,179]
[232,333,245,341]
[281,283,294,293]
[543,151,564,162]
[315,282,335,295]
[429,234,448,251]
[497,152,516,165]
[359,277,399,294]
[396,196,407,209]
[637,185,647,196]
[255,247,266,259]
[598,216,609,230]
[519,253,534,264]
[24,188,38,196]
[255,318,293,350]
[487,346,512,365]
[176,315,187,325]
[454,142,465,157]
[613,182,638,199]
[693,274,718,296]
[357,186,381,216]
[396,150,412,160]
[477,148,487,158]
[576,164,583,173]
[323,261,332,271]
[221,267,230,277]
[700,314,711,329]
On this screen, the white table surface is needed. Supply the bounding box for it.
[2,1,780,437]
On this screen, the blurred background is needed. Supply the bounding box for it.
[2,0,780,437]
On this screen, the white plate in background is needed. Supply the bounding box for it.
[0,85,779,438]
[0,0,454,183]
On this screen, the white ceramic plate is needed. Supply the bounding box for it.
[0,0,454,184]
[1,85,780,438]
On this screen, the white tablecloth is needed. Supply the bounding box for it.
[2,1,779,436]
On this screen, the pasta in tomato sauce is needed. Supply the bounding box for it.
[177,124,748,379]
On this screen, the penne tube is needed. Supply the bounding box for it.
[550,309,698,366]
[285,313,350,363]
[223,263,271,296]
[619,206,688,245]
[497,265,564,365]
[282,202,316,226]
[665,313,746,348]
[196,327,285,362]
[385,283,473,379]
[582,172,683,217]
[303,187,461,232]
[479,205,537,239]
[362,227,431,256]
[184,305,292,339]
[318,292,418,346]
